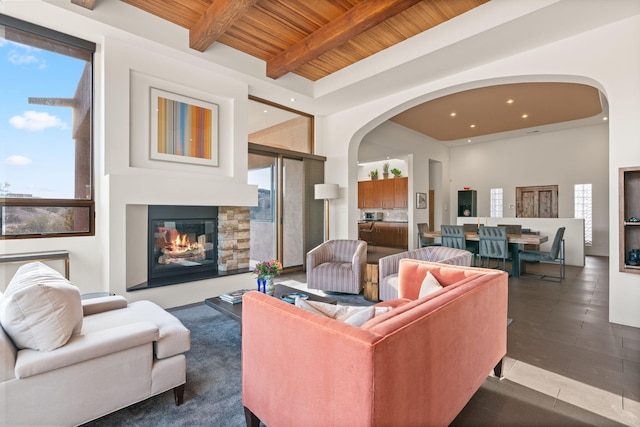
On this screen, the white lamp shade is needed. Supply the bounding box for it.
[314,183,339,200]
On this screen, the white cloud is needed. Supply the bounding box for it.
[3,42,47,68]
[5,155,32,166]
[8,50,39,66]
[9,111,68,131]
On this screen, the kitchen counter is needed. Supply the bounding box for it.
[358,221,408,248]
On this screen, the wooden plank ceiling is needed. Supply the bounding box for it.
[88,0,488,81]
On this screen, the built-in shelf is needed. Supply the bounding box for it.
[619,167,640,274]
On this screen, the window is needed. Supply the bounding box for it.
[0,15,95,238]
[248,97,313,154]
[490,188,503,218]
[575,183,592,246]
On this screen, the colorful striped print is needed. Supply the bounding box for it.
[157,96,212,159]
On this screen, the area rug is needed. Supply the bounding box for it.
[82,285,372,426]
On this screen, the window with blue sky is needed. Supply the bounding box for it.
[1,15,95,237]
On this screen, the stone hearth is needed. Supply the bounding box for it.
[217,206,250,272]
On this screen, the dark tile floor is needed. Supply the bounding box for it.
[451,256,640,426]
[293,252,640,425]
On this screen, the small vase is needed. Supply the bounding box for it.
[264,276,275,296]
[257,278,265,293]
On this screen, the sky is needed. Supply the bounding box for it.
[0,37,84,199]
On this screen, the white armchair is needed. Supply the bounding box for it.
[0,262,190,426]
[306,239,367,294]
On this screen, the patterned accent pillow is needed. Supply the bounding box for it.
[295,298,391,327]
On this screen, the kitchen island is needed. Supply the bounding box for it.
[358,221,408,249]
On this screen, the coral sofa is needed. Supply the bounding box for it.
[0,262,190,426]
[242,259,508,427]
[378,245,473,300]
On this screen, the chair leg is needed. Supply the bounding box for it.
[493,358,504,378]
[174,384,185,406]
[244,407,260,427]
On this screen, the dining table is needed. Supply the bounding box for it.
[420,231,548,277]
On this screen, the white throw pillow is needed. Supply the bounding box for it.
[418,271,443,298]
[0,262,83,352]
[294,298,391,327]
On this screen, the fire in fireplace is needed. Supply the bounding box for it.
[148,205,218,287]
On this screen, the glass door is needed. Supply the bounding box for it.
[282,158,304,268]
[248,153,277,266]
[248,154,306,270]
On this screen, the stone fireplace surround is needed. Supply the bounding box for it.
[127,205,250,291]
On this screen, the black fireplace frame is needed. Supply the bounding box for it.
[147,205,218,288]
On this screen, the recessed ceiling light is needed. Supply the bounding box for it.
[470,124,476,128]
[290,97,296,102]
[467,139,472,143]
[521,114,528,119]
[506,99,514,104]
[450,112,456,117]
[263,109,268,113]
[603,116,608,121]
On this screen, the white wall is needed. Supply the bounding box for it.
[450,124,609,256]
[1,3,259,308]
[323,16,640,327]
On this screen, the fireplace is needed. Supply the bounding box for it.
[148,205,218,287]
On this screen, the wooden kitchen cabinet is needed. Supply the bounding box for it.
[358,180,376,208]
[379,179,395,208]
[358,177,408,209]
[394,178,408,208]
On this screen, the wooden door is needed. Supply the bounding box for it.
[429,190,434,231]
[516,185,558,218]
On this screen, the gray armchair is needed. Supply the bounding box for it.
[519,227,565,281]
[306,239,367,294]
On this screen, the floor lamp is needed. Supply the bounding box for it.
[314,183,339,241]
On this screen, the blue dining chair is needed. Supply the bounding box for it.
[478,226,510,272]
[519,227,566,281]
[441,225,466,249]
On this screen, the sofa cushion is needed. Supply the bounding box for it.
[81,300,190,359]
[418,271,443,298]
[0,262,83,352]
[294,298,390,327]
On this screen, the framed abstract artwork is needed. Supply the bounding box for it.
[150,87,219,166]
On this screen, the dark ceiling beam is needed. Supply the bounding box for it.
[266,0,423,79]
[190,0,257,52]
[71,0,96,10]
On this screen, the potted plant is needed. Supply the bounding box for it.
[382,162,390,179]
[370,169,379,180]
[391,168,402,178]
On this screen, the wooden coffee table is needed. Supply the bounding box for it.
[204,284,336,323]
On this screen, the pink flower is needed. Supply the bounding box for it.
[253,259,283,279]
